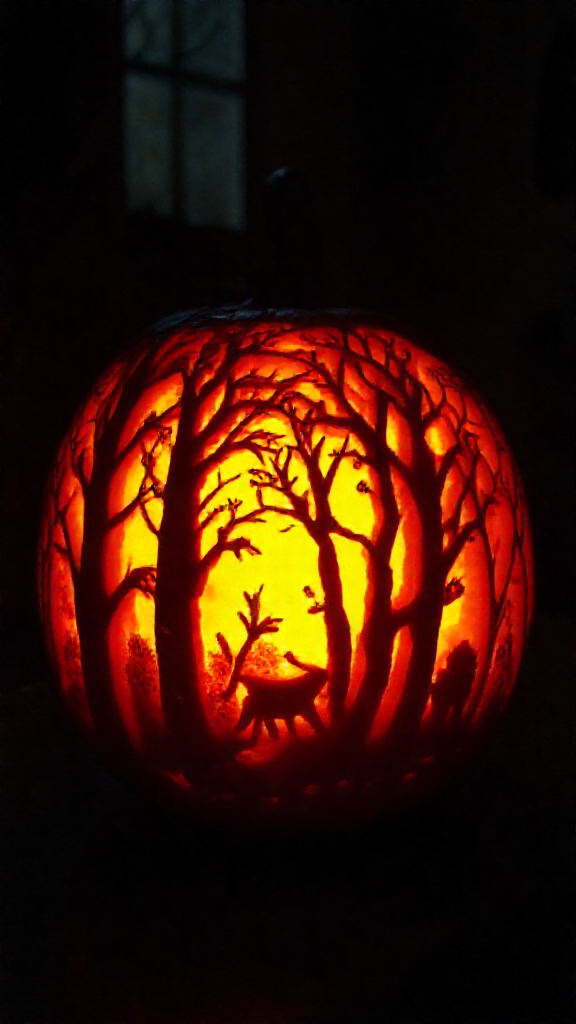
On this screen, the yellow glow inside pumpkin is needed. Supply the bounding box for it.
[39,320,534,804]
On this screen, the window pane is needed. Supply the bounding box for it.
[181,87,245,229]
[124,73,172,217]
[123,0,172,65]
[180,0,244,82]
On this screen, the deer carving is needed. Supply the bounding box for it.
[235,651,328,742]
[219,586,328,742]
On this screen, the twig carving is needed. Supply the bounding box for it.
[221,586,283,699]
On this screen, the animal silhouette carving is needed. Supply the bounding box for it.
[235,651,328,742]
[429,640,478,728]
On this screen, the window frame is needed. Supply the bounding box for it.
[122,0,246,227]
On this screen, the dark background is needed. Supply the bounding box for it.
[1,2,574,1022]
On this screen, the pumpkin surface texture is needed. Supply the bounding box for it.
[38,310,534,823]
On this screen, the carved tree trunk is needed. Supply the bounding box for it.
[75,350,157,754]
[387,576,445,757]
[316,531,352,723]
[466,521,522,723]
[155,393,219,768]
[76,451,127,750]
[339,536,397,750]
[384,460,445,759]
[339,428,405,747]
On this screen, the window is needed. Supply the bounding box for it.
[122,0,246,230]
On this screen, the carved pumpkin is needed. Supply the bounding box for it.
[38,310,534,822]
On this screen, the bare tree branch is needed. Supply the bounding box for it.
[325,434,350,493]
[139,500,160,537]
[223,585,283,698]
[56,491,80,590]
[322,425,410,484]
[327,517,375,554]
[116,401,180,466]
[441,449,481,536]
[109,487,152,530]
[216,631,234,666]
[250,447,312,524]
[218,430,284,465]
[69,425,91,496]
[436,443,461,491]
[197,501,266,578]
[353,358,405,413]
[109,563,157,616]
[333,445,376,470]
[198,467,242,512]
[198,504,227,533]
[110,428,168,530]
[442,519,480,573]
[94,361,134,443]
[391,593,422,630]
[193,367,309,473]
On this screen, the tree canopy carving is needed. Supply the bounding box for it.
[39,314,533,814]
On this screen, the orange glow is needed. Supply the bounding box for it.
[39,316,534,819]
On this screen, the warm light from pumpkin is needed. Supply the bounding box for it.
[38,311,534,822]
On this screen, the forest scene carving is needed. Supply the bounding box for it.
[38,313,534,814]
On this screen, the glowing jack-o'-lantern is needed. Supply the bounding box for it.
[38,310,534,823]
